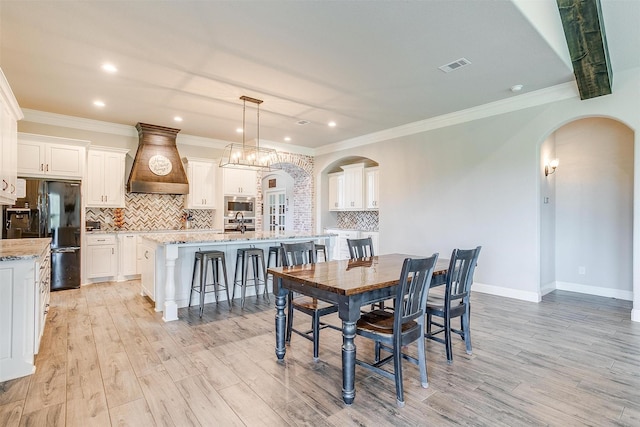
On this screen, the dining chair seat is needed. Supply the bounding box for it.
[357,309,418,334]
[290,295,336,312]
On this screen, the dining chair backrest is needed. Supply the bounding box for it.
[347,237,374,259]
[445,246,482,307]
[395,254,439,335]
[280,241,317,267]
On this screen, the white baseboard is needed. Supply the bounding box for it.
[632,308,640,323]
[555,281,633,301]
[472,282,541,302]
[540,281,556,296]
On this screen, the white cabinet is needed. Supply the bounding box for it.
[85,234,117,279]
[184,157,217,209]
[137,239,156,301]
[222,167,257,196]
[118,233,138,278]
[328,172,344,211]
[0,243,50,382]
[17,133,87,179]
[86,147,127,207]
[365,167,379,210]
[0,68,22,205]
[342,163,364,210]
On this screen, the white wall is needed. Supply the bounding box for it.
[555,117,634,297]
[315,68,639,306]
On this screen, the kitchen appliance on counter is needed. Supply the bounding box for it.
[2,179,82,290]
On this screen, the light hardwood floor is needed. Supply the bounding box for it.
[1,280,639,426]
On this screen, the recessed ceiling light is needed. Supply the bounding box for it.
[510,84,524,92]
[101,63,117,73]
[93,100,105,107]
[236,128,243,133]
[284,136,291,142]
[174,116,183,122]
[328,121,336,127]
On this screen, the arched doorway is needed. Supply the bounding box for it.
[540,117,634,300]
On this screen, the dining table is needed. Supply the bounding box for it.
[268,253,449,405]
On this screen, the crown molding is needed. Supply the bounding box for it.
[315,81,579,156]
[0,69,24,120]
[21,108,316,155]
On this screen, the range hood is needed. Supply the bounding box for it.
[127,123,189,194]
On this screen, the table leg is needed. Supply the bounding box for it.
[341,320,357,405]
[275,277,287,360]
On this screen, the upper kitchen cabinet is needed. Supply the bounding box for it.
[86,146,128,207]
[342,163,364,210]
[183,157,217,209]
[221,167,256,196]
[365,167,379,210]
[0,68,23,205]
[17,133,87,179]
[328,172,344,211]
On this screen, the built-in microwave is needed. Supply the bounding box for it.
[224,195,256,218]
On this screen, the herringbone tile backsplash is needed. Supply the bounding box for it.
[86,193,215,231]
[337,211,379,231]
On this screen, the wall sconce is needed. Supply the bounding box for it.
[545,158,559,176]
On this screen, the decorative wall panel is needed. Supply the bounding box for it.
[337,211,379,231]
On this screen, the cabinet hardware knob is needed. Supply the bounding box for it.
[40,164,44,171]
[1,180,7,190]
[46,164,49,172]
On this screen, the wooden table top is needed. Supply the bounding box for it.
[268,253,448,296]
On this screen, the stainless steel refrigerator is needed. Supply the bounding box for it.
[3,179,81,290]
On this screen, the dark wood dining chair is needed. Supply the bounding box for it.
[425,246,481,364]
[347,237,383,309]
[355,254,439,407]
[347,237,374,258]
[281,241,340,360]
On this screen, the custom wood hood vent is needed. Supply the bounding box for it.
[127,123,189,194]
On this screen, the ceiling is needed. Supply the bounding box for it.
[1,1,637,152]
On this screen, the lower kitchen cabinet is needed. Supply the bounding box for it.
[324,229,379,260]
[0,242,50,381]
[85,234,117,279]
[118,233,138,279]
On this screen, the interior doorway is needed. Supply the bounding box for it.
[264,189,287,232]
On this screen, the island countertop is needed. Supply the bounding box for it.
[140,230,336,245]
[0,238,51,261]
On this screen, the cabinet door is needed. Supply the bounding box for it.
[103,152,124,206]
[0,103,18,204]
[138,242,156,301]
[86,245,116,278]
[223,168,256,195]
[365,168,379,209]
[342,164,364,210]
[17,140,46,176]
[86,151,106,206]
[46,144,83,178]
[119,234,138,276]
[328,173,344,211]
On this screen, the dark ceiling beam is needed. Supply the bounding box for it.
[556,0,612,100]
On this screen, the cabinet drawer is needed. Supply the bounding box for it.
[86,234,117,245]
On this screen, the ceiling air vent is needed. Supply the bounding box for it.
[438,58,471,73]
[296,120,310,125]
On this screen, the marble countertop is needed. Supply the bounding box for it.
[0,238,51,261]
[140,230,336,245]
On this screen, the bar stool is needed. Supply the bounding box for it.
[189,250,231,317]
[233,247,269,307]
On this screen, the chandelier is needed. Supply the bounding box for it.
[219,96,280,170]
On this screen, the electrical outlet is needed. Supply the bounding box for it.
[578,266,586,275]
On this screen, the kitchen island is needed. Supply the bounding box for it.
[0,238,51,381]
[138,231,335,321]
